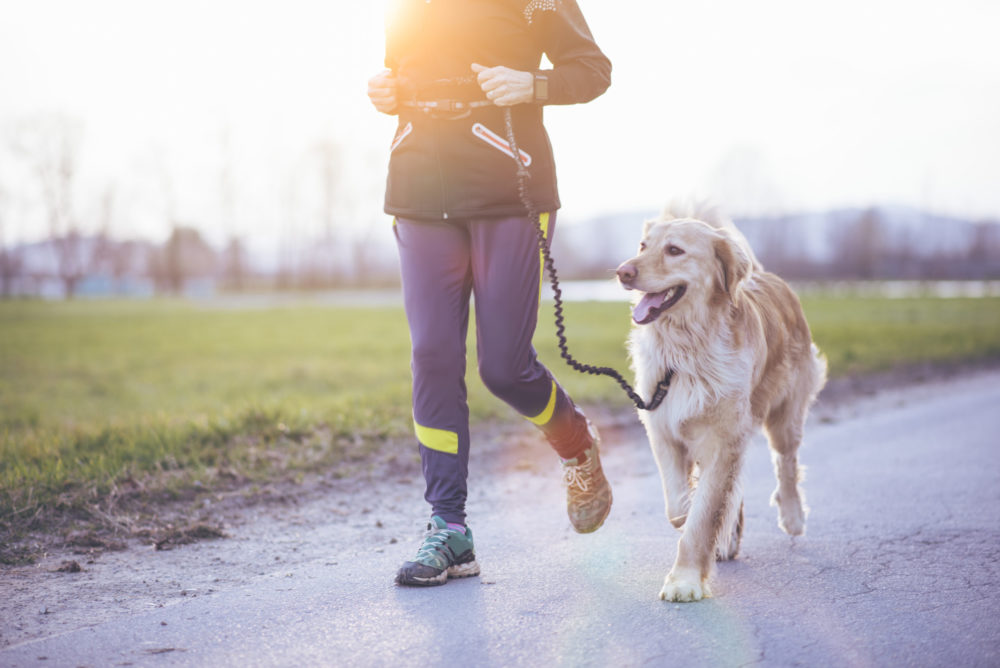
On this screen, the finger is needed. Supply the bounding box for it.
[369,72,394,87]
[473,65,503,87]
[470,62,486,74]
[480,78,503,94]
[476,71,495,88]
[485,85,506,102]
[370,78,396,90]
[479,70,510,91]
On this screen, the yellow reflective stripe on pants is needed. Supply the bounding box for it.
[414,420,459,455]
[537,211,550,302]
[525,380,558,426]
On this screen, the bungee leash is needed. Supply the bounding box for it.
[401,73,673,411]
[498,106,673,411]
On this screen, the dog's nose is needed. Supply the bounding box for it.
[616,263,637,285]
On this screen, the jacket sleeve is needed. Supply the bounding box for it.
[533,0,612,105]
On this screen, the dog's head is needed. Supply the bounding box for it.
[616,217,752,325]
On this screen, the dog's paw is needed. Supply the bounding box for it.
[779,510,806,536]
[659,569,711,602]
[771,489,807,536]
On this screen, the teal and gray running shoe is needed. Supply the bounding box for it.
[395,516,480,586]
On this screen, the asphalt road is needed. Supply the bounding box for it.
[4,370,1000,667]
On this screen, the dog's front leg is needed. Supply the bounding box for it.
[642,416,692,529]
[660,441,744,602]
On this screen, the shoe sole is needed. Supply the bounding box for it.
[395,559,481,587]
[447,560,481,579]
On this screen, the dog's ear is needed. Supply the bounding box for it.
[642,219,656,238]
[713,231,751,300]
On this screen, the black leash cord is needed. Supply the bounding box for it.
[500,107,673,411]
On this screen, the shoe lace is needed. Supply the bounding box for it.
[414,528,455,562]
[563,458,594,492]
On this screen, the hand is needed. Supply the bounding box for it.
[471,63,534,106]
[368,69,398,114]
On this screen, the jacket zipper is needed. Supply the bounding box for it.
[431,118,448,219]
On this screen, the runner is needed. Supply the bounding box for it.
[367,0,613,587]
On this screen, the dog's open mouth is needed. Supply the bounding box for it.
[632,285,686,325]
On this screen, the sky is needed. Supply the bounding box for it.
[1,0,998,248]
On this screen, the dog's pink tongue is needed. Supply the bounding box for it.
[633,291,668,325]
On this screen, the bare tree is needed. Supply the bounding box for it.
[218,127,247,291]
[829,207,886,279]
[707,146,785,217]
[0,181,24,297]
[151,225,218,294]
[314,139,342,285]
[112,241,138,294]
[98,185,141,293]
[855,207,885,279]
[277,170,301,290]
[222,236,248,290]
[757,216,793,274]
[317,140,338,244]
[967,221,1000,278]
[10,115,85,298]
[87,185,117,287]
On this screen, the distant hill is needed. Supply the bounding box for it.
[552,205,1000,280]
[6,205,999,297]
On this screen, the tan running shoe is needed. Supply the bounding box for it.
[561,420,612,533]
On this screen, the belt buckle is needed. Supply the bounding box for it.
[429,100,471,121]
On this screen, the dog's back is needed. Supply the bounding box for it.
[734,270,827,424]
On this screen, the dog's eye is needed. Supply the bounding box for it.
[639,242,647,252]
[666,245,685,257]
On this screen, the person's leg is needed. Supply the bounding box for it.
[468,213,612,532]
[394,217,473,525]
[467,213,581,452]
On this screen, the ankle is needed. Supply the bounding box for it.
[546,410,591,459]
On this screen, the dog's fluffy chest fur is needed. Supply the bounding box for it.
[630,310,755,440]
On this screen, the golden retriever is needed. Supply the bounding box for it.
[616,200,827,602]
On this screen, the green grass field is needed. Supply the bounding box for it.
[2,295,999,548]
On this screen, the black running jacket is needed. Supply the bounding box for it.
[382,0,612,220]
